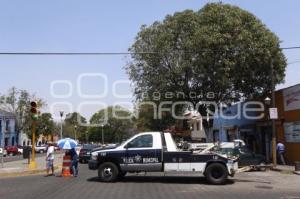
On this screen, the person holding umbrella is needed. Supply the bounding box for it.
[57,138,79,177]
[69,147,78,177]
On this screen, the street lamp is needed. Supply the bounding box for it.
[85,130,88,143]
[74,125,77,141]
[264,58,277,168]
[264,97,271,106]
[264,97,271,162]
[59,111,64,139]
[101,124,104,145]
[265,95,277,167]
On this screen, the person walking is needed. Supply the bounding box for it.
[277,141,286,165]
[45,142,55,176]
[69,148,78,177]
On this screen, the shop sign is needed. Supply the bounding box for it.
[283,84,300,111]
[284,122,300,143]
[269,108,278,119]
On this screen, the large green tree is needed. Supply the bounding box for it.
[89,106,133,143]
[126,3,287,130]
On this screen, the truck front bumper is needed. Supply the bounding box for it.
[227,160,238,177]
[88,160,99,170]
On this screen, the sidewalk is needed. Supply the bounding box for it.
[0,152,64,178]
[271,165,300,175]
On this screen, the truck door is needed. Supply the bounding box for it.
[124,134,162,172]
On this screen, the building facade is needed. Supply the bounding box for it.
[0,111,18,147]
[19,132,31,146]
[212,102,261,152]
[184,110,206,140]
[274,84,300,164]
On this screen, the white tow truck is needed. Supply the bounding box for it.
[89,132,238,184]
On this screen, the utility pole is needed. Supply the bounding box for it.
[85,130,88,143]
[74,125,77,141]
[1,116,5,148]
[270,60,277,167]
[1,116,5,168]
[101,124,104,145]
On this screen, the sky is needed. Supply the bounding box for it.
[0,0,299,121]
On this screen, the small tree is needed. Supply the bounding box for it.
[63,112,87,141]
[0,87,45,139]
[89,106,133,143]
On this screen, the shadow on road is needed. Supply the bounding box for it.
[87,175,235,185]
[234,179,272,184]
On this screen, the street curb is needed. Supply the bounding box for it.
[0,165,61,178]
[270,167,298,175]
[293,171,300,175]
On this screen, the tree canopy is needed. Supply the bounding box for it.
[127,3,286,107]
[32,113,56,139]
[63,112,87,141]
[0,87,45,136]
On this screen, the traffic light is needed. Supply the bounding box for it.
[30,101,39,121]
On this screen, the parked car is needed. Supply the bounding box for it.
[35,145,47,153]
[214,146,266,167]
[17,145,23,154]
[0,147,7,157]
[5,146,20,156]
[79,144,99,163]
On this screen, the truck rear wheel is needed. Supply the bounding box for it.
[98,162,119,182]
[205,163,228,185]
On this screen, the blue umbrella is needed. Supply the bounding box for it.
[57,138,78,149]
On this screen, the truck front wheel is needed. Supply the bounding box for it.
[205,163,228,185]
[98,162,119,182]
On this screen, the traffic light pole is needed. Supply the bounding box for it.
[29,120,37,169]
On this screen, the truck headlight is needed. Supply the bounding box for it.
[91,152,98,160]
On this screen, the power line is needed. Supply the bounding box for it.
[0,52,154,55]
[0,46,299,55]
[282,46,300,50]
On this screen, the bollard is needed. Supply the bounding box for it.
[295,161,300,172]
[61,155,72,177]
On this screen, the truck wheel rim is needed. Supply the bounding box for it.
[212,169,222,179]
[103,167,112,178]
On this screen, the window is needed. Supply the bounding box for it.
[6,120,9,132]
[127,134,153,148]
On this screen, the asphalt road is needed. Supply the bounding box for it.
[0,164,299,199]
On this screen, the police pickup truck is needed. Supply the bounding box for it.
[89,132,238,184]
